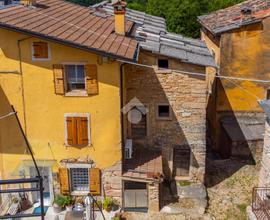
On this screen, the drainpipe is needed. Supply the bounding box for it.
[17,37,32,135]
[120,63,126,157]
[120,62,126,209]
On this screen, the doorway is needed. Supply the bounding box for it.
[123,181,148,212]
[30,166,53,206]
[173,148,191,177]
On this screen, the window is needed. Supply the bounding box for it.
[59,167,101,195]
[267,89,270,99]
[70,168,89,191]
[158,59,169,69]
[53,64,98,96]
[130,106,147,139]
[156,104,171,120]
[65,115,90,147]
[32,42,50,60]
[65,65,85,91]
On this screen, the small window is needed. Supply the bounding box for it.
[267,89,270,99]
[158,59,169,69]
[70,168,89,191]
[65,65,85,91]
[65,115,90,147]
[32,42,50,60]
[157,104,171,119]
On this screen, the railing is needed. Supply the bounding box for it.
[252,187,270,220]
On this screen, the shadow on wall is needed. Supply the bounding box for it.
[205,78,260,187]
[123,58,205,205]
[0,85,29,155]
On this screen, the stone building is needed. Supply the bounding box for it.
[94,1,216,212]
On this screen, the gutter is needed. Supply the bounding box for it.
[0,23,138,62]
[120,63,126,170]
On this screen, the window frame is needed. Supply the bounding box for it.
[31,41,51,61]
[156,103,172,120]
[69,167,89,193]
[158,59,169,69]
[62,62,88,96]
[64,113,91,147]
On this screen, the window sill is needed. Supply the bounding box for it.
[65,90,88,97]
[155,68,172,74]
[71,191,89,196]
[156,117,172,121]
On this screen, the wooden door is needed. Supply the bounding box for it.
[173,148,191,177]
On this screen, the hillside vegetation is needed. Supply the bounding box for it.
[67,0,245,38]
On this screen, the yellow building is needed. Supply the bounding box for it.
[198,0,270,159]
[0,0,138,207]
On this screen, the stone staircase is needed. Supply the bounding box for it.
[161,181,207,216]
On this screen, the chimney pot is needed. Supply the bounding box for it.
[113,0,127,35]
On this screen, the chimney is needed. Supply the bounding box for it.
[112,0,127,35]
[21,0,36,6]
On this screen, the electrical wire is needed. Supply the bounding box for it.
[0,111,16,120]
[117,59,270,84]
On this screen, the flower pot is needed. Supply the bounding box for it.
[53,204,62,213]
[66,205,73,212]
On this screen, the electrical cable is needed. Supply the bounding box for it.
[0,111,16,120]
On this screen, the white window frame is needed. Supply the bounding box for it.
[62,62,88,96]
[69,167,90,194]
[64,113,91,147]
[156,103,172,120]
[31,41,51,61]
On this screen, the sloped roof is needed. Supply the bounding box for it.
[198,0,270,35]
[92,1,216,67]
[0,0,138,60]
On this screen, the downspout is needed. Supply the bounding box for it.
[120,63,126,159]
[120,62,126,210]
[17,37,31,136]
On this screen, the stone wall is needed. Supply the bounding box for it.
[102,161,122,203]
[259,120,270,186]
[123,51,207,183]
[148,182,160,212]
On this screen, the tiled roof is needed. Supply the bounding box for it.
[198,0,270,35]
[123,148,163,181]
[0,0,138,60]
[92,1,216,67]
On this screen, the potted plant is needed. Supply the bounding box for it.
[103,197,119,212]
[53,195,66,213]
[64,195,74,212]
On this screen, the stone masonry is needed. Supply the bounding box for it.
[259,119,270,186]
[124,51,207,183]
[102,161,122,203]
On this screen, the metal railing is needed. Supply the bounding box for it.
[252,187,270,220]
[0,106,44,219]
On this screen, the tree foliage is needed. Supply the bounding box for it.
[67,0,245,38]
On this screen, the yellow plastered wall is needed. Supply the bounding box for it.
[217,20,270,112]
[0,29,121,179]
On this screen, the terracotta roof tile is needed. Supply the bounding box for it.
[0,0,138,60]
[198,0,270,35]
[123,148,163,181]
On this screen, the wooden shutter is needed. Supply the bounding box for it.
[85,65,98,95]
[59,168,70,195]
[53,64,65,95]
[33,42,48,59]
[89,168,101,196]
[77,117,89,146]
[66,117,77,146]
